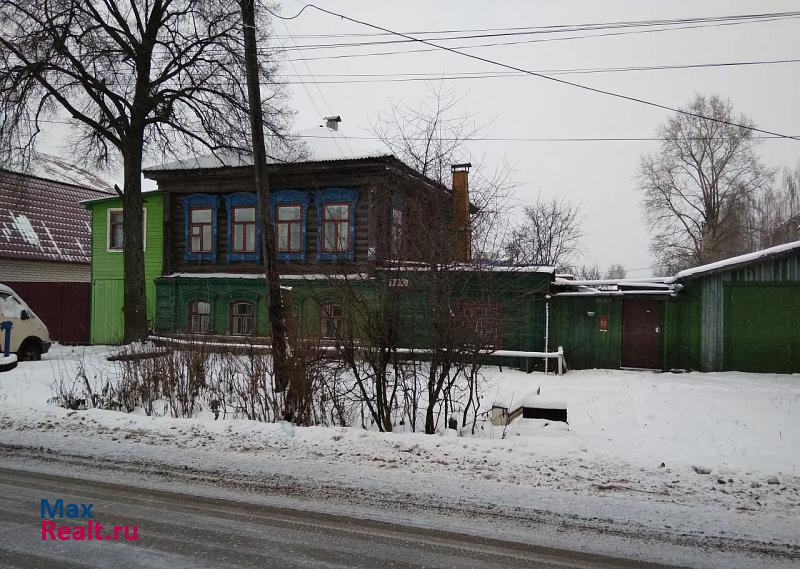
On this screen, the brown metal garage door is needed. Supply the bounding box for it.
[3,281,90,344]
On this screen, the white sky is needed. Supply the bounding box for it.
[41,0,800,275]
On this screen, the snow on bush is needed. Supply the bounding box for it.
[44,341,505,436]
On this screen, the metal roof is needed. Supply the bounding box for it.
[81,189,162,207]
[143,150,393,173]
[674,240,800,281]
[0,168,112,264]
[10,153,113,192]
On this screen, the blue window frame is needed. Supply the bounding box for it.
[272,190,309,261]
[182,194,218,262]
[315,188,357,262]
[224,192,260,263]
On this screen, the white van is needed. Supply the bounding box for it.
[0,284,51,361]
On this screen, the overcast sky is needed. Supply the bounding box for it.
[41,0,800,275]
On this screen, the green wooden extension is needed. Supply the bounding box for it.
[83,192,163,344]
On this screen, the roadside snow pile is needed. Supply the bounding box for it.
[2,345,800,567]
[504,418,577,444]
[1,345,799,475]
[1,345,799,474]
[1,345,799,521]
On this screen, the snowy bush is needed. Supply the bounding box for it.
[46,340,493,435]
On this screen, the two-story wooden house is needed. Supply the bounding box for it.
[142,152,484,340]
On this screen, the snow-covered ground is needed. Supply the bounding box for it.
[1,345,799,567]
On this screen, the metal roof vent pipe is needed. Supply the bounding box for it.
[323,116,341,131]
[450,163,472,263]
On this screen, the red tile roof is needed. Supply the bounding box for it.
[0,167,113,264]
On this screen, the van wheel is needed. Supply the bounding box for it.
[18,341,42,362]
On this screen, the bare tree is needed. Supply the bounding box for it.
[372,83,514,258]
[314,274,400,433]
[757,163,800,247]
[504,194,583,269]
[366,84,517,434]
[639,94,774,272]
[0,0,293,341]
[605,263,627,279]
[571,264,602,280]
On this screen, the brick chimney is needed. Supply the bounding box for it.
[450,163,472,262]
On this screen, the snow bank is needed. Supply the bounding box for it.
[0,354,17,367]
[2,345,799,568]
[519,395,567,410]
[2,346,799,476]
[487,367,800,473]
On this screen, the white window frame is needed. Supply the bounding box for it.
[107,207,147,252]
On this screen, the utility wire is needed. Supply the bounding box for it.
[267,4,800,141]
[279,19,355,156]
[268,18,349,159]
[85,11,800,64]
[28,57,800,90]
[24,120,797,142]
[273,17,800,62]
[278,57,800,78]
[270,57,800,83]
[276,13,800,50]
[266,10,800,38]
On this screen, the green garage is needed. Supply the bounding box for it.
[551,241,800,374]
[724,283,800,373]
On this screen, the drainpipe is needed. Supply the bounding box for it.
[544,295,551,375]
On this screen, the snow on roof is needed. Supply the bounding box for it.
[144,151,253,172]
[674,240,800,280]
[163,272,264,279]
[520,395,567,410]
[143,147,391,173]
[162,272,371,281]
[551,289,677,298]
[81,189,161,207]
[4,152,114,193]
[0,165,112,264]
[294,124,389,162]
[553,277,672,287]
[382,261,555,274]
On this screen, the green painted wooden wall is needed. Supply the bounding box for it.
[86,193,163,344]
[153,270,551,356]
[723,282,800,373]
[550,296,624,369]
[665,253,800,372]
[662,283,702,371]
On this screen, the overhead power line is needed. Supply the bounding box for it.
[266,4,800,141]
[277,18,354,157]
[270,15,800,62]
[265,10,800,39]
[275,57,800,83]
[26,120,797,142]
[115,10,800,64]
[287,134,798,142]
[275,12,800,50]
[29,57,800,90]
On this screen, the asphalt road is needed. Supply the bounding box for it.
[0,466,684,569]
